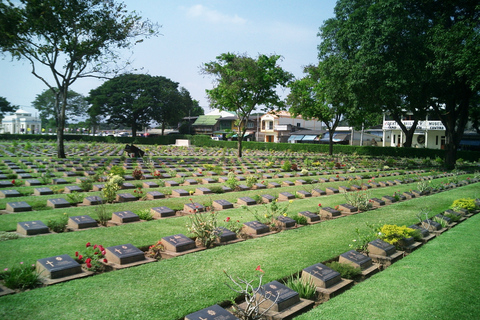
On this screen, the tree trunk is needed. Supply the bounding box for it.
[392,114,418,148]
[56,91,67,158]
[237,137,243,158]
[328,129,334,156]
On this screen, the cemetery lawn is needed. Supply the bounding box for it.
[0,184,478,319]
[296,213,480,320]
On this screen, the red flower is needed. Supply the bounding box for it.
[102,250,106,255]
[86,242,91,247]
[226,217,231,222]
[255,265,264,273]
[94,251,98,255]
[93,244,98,249]
[11,179,15,184]
[78,255,83,260]
[86,262,92,269]
[318,203,322,207]
[75,251,79,257]
[237,220,240,223]
[85,258,92,264]
[103,258,108,263]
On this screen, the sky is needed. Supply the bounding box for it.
[0,0,338,116]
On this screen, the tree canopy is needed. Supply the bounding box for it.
[202,52,292,157]
[318,0,480,168]
[32,89,88,129]
[0,96,17,119]
[0,0,159,157]
[88,73,194,137]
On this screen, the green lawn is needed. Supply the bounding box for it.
[296,211,480,320]
[0,183,477,319]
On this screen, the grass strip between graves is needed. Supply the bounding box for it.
[0,184,478,319]
[295,212,480,320]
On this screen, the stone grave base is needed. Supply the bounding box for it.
[246,230,277,239]
[431,228,448,236]
[160,246,206,259]
[418,234,436,244]
[237,298,314,320]
[214,238,245,246]
[103,256,156,270]
[316,278,354,301]
[446,222,458,229]
[106,219,142,227]
[361,263,381,278]
[401,241,423,253]
[0,284,15,297]
[40,270,93,286]
[369,251,404,267]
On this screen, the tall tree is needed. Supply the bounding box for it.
[287,64,349,156]
[88,73,192,137]
[0,96,17,119]
[201,52,292,157]
[32,89,88,128]
[0,0,159,157]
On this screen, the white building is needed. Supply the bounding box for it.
[382,114,446,149]
[259,111,323,143]
[1,109,42,134]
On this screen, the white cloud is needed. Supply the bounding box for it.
[184,4,247,25]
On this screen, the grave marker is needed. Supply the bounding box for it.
[261,194,275,203]
[302,263,341,288]
[68,215,97,229]
[161,234,196,252]
[112,211,140,223]
[278,192,295,201]
[312,188,326,196]
[36,254,82,279]
[212,199,234,210]
[17,220,49,235]
[146,191,165,200]
[214,227,237,243]
[320,206,341,218]
[256,280,300,312]
[185,304,240,320]
[47,198,71,208]
[298,211,320,223]
[339,250,373,270]
[171,189,188,197]
[195,187,212,195]
[242,221,269,235]
[82,196,104,206]
[296,190,312,198]
[116,193,137,202]
[338,203,357,213]
[142,181,159,188]
[6,201,32,212]
[25,179,41,186]
[151,206,176,218]
[275,216,296,229]
[368,239,396,256]
[237,196,256,206]
[325,187,339,195]
[0,189,21,198]
[105,244,145,265]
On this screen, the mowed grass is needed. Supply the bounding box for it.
[296,212,480,320]
[0,184,478,319]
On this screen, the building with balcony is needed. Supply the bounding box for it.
[259,111,323,143]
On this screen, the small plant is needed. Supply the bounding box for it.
[102,174,124,203]
[109,165,126,177]
[291,214,308,225]
[186,208,219,248]
[0,231,19,241]
[245,175,258,188]
[342,190,373,212]
[74,242,108,273]
[132,167,143,180]
[95,202,111,226]
[224,266,278,320]
[326,261,361,279]
[133,187,146,200]
[281,160,292,171]
[47,213,69,233]
[224,217,243,234]
[349,222,380,253]
[66,192,83,204]
[137,209,154,221]
[40,170,52,184]
[0,262,41,290]
[146,241,164,260]
[225,171,239,190]
[433,216,449,228]
[79,178,93,191]
[284,274,316,300]
[11,179,23,187]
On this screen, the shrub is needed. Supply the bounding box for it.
[47,213,69,233]
[74,242,107,273]
[186,210,218,248]
[132,167,143,180]
[291,214,308,225]
[451,198,477,212]
[326,261,362,279]
[281,160,292,171]
[284,274,316,300]
[79,178,93,191]
[109,165,126,177]
[146,241,164,260]
[378,224,417,246]
[223,217,243,234]
[137,209,153,221]
[102,174,124,203]
[0,262,41,290]
[95,202,111,226]
[342,190,373,212]
[66,192,83,204]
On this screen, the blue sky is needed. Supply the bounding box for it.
[0,0,337,115]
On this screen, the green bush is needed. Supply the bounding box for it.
[451,198,477,212]
[326,261,362,279]
[0,262,42,290]
[284,274,316,300]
